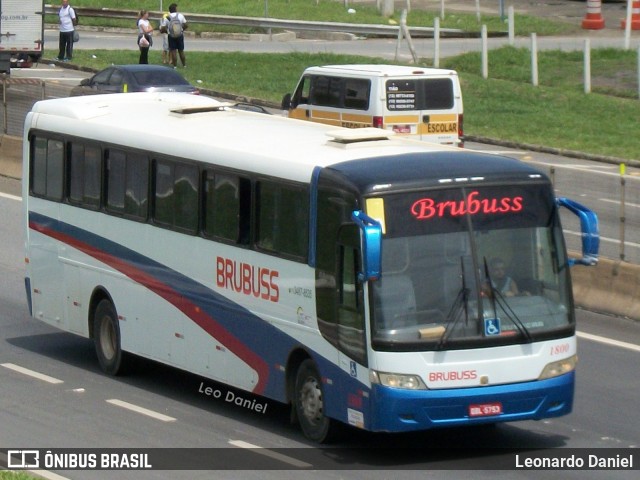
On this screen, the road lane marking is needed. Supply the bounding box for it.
[577,331,640,353]
[228,440,312,468]
[105,398,176,422]
[564,229,640,249]
[0,191,21,201]
[1,363,64,384]
[599,198,640,209]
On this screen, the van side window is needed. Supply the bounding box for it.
[310,76,341,107]
[343,79,370,110]
[292,76,311,106]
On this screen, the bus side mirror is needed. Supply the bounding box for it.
[281,93,292,111]
[351,210,382,281]
[556,197,599,266]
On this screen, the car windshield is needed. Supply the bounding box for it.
[132,70,190,87]
[369,184,573,351]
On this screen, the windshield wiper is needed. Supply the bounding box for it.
[437,257,469,350]
[483,257,532,343]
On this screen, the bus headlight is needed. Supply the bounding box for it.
[370,371,427,390]
[538,355,577,380]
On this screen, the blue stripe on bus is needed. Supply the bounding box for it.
[28,211,372,424]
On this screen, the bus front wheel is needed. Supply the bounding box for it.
[93,299,125,376]
[294,359,334,443]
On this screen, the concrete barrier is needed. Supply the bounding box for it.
[571,256,640,320]
[1,135,637,321]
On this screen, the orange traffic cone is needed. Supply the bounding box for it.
[621,0,640,30]
[582,0,606,30]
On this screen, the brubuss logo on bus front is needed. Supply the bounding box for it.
[410,190,524,220]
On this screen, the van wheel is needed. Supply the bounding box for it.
[295,359,334,443]
[93,299,125,376]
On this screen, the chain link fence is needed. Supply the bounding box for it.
[0,75,73,136]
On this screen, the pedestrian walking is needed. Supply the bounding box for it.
[58,0,77,61]
[137,10,154,64]
[166,3,187,68]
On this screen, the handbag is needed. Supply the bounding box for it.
[73,30,79,42]
[138,35,149,48]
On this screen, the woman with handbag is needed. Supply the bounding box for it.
[137,10,154,64]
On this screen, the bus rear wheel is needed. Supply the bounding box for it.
[294,359,334,443]
[93,299,125,376]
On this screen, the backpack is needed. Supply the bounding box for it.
[168,13,183,39]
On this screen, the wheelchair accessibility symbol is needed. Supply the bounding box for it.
[484,318,501,336]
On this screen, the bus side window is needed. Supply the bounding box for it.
[153,159,199,234]
[203,171,251,245]
[337,224,367,366]
[69,143,101,209]
[31,136,64,201]
[106,150,149,220]
[255,180,308,260]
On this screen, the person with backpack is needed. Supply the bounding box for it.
[57,0,78,62]
[166,3,187,68]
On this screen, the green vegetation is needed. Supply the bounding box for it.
[58,0,577,36]
[0,472,38,480]
[51,1,639,160]
[67,44,640,161]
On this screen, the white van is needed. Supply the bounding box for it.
[281,64,464,146]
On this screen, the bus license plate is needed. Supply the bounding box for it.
[469,402,503,417]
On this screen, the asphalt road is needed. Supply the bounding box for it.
[1,172,639,479]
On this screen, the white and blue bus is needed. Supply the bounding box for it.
[23,93,598,442]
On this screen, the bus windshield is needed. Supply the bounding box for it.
[370,184,573,351]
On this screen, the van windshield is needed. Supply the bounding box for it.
[386,78,454,111]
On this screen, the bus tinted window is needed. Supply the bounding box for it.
[154,160,198,233]
[256,181,308,259]
[106,150,148,220]
[69,143,101,209]
[203,171,250,244]
[31,137,64,200]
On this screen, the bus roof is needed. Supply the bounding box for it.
[301,64,458,77]
[27,93,542,186]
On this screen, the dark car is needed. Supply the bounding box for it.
[70,64,199,96]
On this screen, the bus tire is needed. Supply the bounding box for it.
[93,299,125,376]
[294,359,334,443]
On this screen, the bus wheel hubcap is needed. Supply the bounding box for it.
[300,378,323,424]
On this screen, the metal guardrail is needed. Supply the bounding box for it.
[43,5,470,38]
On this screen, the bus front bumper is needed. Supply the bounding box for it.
[368,372,574,433]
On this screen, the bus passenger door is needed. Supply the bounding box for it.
[336,226,367,370]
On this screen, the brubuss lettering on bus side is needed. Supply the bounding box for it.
[216,256,279,302]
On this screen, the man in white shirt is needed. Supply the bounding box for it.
[58,0,77,61]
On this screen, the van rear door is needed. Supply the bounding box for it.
[384,77,461,145]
